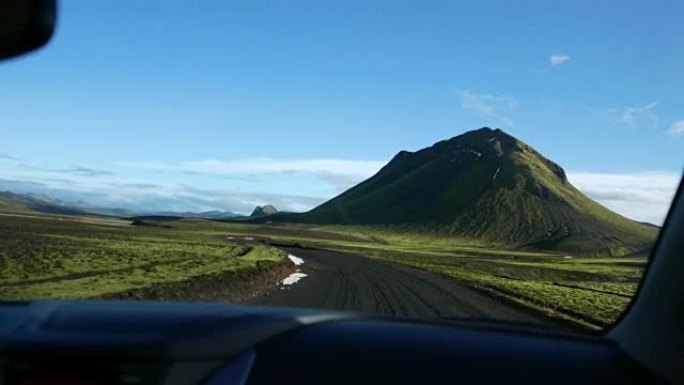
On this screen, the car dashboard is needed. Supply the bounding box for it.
[0,300,664,385]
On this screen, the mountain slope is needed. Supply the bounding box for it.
[289,128,657,255]
[0,191,89,215]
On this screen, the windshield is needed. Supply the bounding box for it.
[1,1,682,332]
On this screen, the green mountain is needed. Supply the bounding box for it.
[289,127,657,255]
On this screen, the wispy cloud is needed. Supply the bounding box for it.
[603,102,659,128]
[43,177,82,186]
[459,90,519,126]
[118,158,386,193]
[18,164,114,177]
[175,185,325,213]
[568,171,681,225]
[3,156,388,214]
[0,153,21,161]
[60,166,114,177]
[0,177,325,215]
[550,54,570,66]
[116,182,161,189]
[667,120,684,137]
[182,158,384,176]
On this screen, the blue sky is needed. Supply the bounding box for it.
[0,0,682,223]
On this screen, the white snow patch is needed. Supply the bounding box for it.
[492,167,501,181]
[281,272,308,286]
[488,137,497,142]
[467,148,482,157]
[563,256,573,259]
[279,254,308,287]
[288,254,304,266]
[244,237,254,241]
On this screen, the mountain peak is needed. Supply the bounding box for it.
[290,127,656,255]
[250,204,278,217]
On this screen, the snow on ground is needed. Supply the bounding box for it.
[467,148,482,157]
[281,272,309,286]
[279,254,308,287]
[492,167,501,181]
[488,137,497,142]
[288,254,304,266]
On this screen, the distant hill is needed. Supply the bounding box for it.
[0,191,89,216]
[284,127,657,256]
[250,204,278,217]
[141,210,239,219]
[638,221,661,229]
[73,207,139,217]
[0,191,240,220]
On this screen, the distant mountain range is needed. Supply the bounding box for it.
[0,191,90,216]
[0,191,240,219]
[139,210,240,219]
[263,127,657,256]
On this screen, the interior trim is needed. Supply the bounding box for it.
[608,174,684,383]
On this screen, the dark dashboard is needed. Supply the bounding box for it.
[0,300,664,385]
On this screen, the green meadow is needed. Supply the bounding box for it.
[214,221,648,330]
[0,213,649,330]
[0,214,286,300]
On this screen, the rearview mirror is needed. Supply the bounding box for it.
[0,0,56,60]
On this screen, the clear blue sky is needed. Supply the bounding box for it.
[0,0,682,223]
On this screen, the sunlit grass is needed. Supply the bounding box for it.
[0,215,648,329]
[0,215,285,300]
[202,221,647,329]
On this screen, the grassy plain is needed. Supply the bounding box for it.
[214,221,649,329]
[0,213,650,330]
[0,213,286,300]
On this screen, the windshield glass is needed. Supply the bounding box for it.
[1,1,682,332]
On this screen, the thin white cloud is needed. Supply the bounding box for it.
[603,102,659,128]
[459,90,519,126]
[4,156,389,213]
[118,158,386,193]
[60,166,114,177]
[176,185,325,213]
[667,120,684,137]
[550,54,570,66]
[182,158,384,177]
[18,163,114,177]
[568,171,681,225]
[0,153,21,161]
[461,90,495,115]
[0,177,326,215]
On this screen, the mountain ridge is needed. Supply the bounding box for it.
[276,127,657,256]
[0,191,90,216]
[0,191,240,219]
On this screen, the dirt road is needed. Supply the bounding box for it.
[249,247,547,324]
